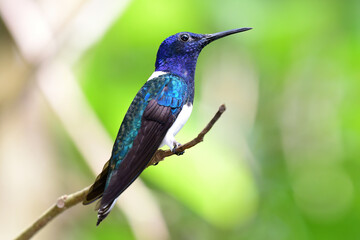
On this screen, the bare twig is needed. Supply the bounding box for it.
[14,104,226,240]
[148,104,226,166]
[15,186,90,240]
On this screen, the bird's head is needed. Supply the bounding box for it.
[155,28,252,81]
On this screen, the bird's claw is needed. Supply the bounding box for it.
[172,142,185,156]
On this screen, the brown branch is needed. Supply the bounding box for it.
[148,104,226,166]
[15,186,90,240]
[14,104,226,240]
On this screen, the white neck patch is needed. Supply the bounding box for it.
[147,71,168,81]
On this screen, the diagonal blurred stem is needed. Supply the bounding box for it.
[0,0,171,239]
[37,61,169,240]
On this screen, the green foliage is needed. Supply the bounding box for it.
[75,0,360,239]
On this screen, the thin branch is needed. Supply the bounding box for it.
[15,186,90,240]
[147,104,226,166]
[14,104,226,240]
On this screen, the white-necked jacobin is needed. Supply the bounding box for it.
[83,28,252,225]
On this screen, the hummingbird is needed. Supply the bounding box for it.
[83,28,252,225]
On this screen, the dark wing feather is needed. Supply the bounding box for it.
[83,160,110,205]
[82,100,171,207]
[99,100,175,211]
[85,74,189,225]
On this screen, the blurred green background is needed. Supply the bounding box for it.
[0,0,359,239]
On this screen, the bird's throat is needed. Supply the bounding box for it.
[155,54,198,85]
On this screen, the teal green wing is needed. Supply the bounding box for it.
[83,74,188,210]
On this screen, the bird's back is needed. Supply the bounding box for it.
[83,73,189,224]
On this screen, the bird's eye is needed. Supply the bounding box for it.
[180,33,190,42]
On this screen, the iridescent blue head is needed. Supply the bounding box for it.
[155,28,252,82]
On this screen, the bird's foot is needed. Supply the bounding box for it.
[172,141,185,156]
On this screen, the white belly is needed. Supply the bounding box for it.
[160,103,193,149]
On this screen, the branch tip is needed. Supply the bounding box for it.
[219,104,226,113]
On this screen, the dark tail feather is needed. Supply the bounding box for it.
[96,200,116,226]
[96,218,103,226]
[83,160,110,205]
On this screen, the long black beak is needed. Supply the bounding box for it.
[203,28,252,45]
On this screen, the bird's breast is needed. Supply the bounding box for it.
[166,102,193,137]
